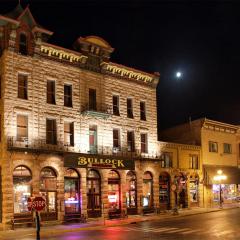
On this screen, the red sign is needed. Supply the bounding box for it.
[32,197,46,211]
[27,197,33,211]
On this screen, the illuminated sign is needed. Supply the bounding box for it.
[108,195,117,203]
[64,153,135,170]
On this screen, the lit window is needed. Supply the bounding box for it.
[47,80,56,104]
[161,152,172,168]
[64,84,72,107]
[209,141,218,152]
[18,74,28,100]
[127,98,133,118]
[113,95,120,116]
[64,122,74,146]
[140,133,148,153]
[189,155,199,169]
[223,143,231,154]
[17,115,28,141]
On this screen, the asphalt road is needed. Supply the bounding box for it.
[4,208,240,240]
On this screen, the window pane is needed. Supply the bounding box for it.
[47,80,56,104]
[18,75,28,99]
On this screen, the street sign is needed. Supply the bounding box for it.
[32,197,46,211]
[27,197,33,211]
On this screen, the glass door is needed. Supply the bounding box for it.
[159,173,170,210]
[126,171,137,215]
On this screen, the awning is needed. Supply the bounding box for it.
[203,165,240,185]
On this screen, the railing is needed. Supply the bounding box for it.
[81,103,112,115]
[7,137,74,153]
[7,137,160,160]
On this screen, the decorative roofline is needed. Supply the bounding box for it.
[40,43,87,63]
[159,141,201,150]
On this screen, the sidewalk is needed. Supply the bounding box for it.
[0,204,239,239]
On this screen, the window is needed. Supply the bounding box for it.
[223,143,232,154]
[112,95,120,116]
[140,101,146,121]
[161,152,173,168]
[189,155,199,169]
[209,141,218,152]
[127,98,133,118]
[89,88,97,110]
[18,74,28,99]
[141,133,148,153]
[64,84,72,107]
[64,122,74,146]
[127,131,135,152]
[17,115,28,141]
[113,129,120,149]
[19,33,27,55]
[46,119,57,145]
[47,80,56,104]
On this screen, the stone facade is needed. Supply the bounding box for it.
[0,4,205,230]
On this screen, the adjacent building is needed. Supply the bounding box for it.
[161,118,240,208]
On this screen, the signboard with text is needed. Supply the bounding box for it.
[64,153,135,170]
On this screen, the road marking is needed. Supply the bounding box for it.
[180,229,200,234]
[167,228,191,233]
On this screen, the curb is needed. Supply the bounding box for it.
[1,206,239,238]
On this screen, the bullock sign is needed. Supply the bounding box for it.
[27,196,46,211]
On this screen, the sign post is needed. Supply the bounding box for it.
[28,196,46,240]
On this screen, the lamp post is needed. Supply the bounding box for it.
[213,170,227,208]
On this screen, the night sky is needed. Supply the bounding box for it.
[2,0,240,130]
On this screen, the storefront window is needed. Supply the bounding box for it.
[126,171,137,209]
[64,169,80,214]
[189,175,199,204]
[13,166,32,213]
[143,171,153,208]
[108,170,120,211]
[213,184,239,203]
[159,172,170,210]
[40,167,57,220]
[87,169,101,218]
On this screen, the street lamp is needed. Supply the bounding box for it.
[213,170,227,208]
[176,72,182,78]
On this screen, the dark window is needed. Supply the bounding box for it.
[127,98,133,118]
[64,84,72,107]
[19,33,27,55]
[140,101,146,121]
[189,155,199,169]
[141,133,148,153]
[47,80,56,104]
[46,119,57,145]
[113,95,120,116]
[161,153,173,168]
[113,129,120,149]
[89,89,96,111]
[127,131,135,152]
[18,74,28,99]
[223,143,232,154]
[209,141,218,152]
[17,115,28,141]
[64,122,74,146]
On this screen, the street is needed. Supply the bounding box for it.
[2,208,240,240]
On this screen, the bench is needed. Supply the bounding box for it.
[11,214,34,230]
[64,214,87,223]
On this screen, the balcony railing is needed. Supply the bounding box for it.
[7,137,160,160]
[81,103,112,118]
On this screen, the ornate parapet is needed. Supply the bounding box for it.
[40,43,88,64]
[102,62,159,87]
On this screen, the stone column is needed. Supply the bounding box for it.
[101,169,109,218]
[79,168,87,216]
[136,161,143,215]
[120,171,127,213]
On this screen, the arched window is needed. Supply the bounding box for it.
[19,33,28,55]
[64,168,80,214]
[126,171,137,214]
[143,171,153,209]
[108,170,120,212]
[40,167,57,220]
[13,166,32,213]
[87,169,101,218]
